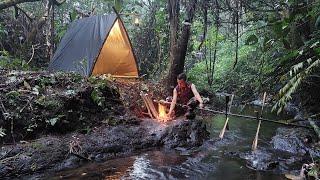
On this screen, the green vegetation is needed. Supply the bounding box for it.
[0,0,319,114]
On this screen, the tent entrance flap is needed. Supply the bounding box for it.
[92,19,138,77]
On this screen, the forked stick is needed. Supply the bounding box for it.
[219,94,234,139]
[252,92,267,151]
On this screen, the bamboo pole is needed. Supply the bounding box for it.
[219,94,234,139]
[252,92,267,151]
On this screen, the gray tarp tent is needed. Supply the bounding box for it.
[49,14,139,77]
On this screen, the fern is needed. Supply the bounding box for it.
[273,59,320,114]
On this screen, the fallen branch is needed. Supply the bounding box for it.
[19,97,34,113]
[0,100,9,120]
[0,148,13,160]
[0,152,21,163]
[27,45,35,65]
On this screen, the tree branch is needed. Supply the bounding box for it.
[0,0,40,10]
[14,5,34,21]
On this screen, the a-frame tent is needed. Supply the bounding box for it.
[49,13,139,77]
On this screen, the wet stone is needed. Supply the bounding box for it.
[161,120,210,148]
[271,127,320,157]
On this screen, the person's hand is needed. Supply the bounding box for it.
[199,103,204,109]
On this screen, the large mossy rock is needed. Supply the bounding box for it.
[161,119,210,148]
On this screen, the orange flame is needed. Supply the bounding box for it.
[158,103,167,121]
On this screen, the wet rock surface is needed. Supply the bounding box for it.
[161,119,210,148]
[0,118,209,178]
[271,127,320,157]
[238,127,320,174]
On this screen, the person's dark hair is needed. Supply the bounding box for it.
[177,73,187,81]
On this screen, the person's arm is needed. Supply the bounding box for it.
[191,84,204,108]
[168,88,177,117]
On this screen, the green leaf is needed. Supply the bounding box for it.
[315,15,320,29]
[310,41,319,49]
[70,9,77,22]
[114,0,123,12]
[49,117,59,126]
[279,50,299,64]
[308,166,319,178]
[273,21,283,37]
[6,90,20,99]
[245,34,258,45]
[0,127,6,137]
[315,47,320,56]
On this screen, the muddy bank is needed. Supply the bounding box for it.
[0,70,128,143]
[0,118,209,178]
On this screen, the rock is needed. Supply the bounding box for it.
[0,164,13,177]
[284,103,300,117]
[101,144,124,155]
[55,156,82,171]
[224,151,240,158]
[250,99,264,106]
[0,118,210,178]
[238,127,320,175]
[185,111,196,120]
[161,119,209,148]
[271,127,320,157]
[241,149,274,171]
[240,148,297,173]
[94,154,106,162]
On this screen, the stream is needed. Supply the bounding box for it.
[45,106,290,179]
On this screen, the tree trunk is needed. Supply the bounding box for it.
[166,0,179,93]
[48,3,55,60]
[27,0,51,43]
[210,0,220,87]
[197,0,208,51]
[233,0,240,69]
[166,0,197,94]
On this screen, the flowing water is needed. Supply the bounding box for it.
[48,106,290,179]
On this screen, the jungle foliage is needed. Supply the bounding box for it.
[0,0,319,114]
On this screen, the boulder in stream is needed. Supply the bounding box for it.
[271,127,320,157]
[160,119,210,148]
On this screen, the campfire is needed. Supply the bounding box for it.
[140,92,170,122]
[157,103,168,122]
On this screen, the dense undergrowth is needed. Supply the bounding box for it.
[0,70,130,144]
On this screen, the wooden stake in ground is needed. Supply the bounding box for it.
[252,92,267,151]
[219,94,234,139]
